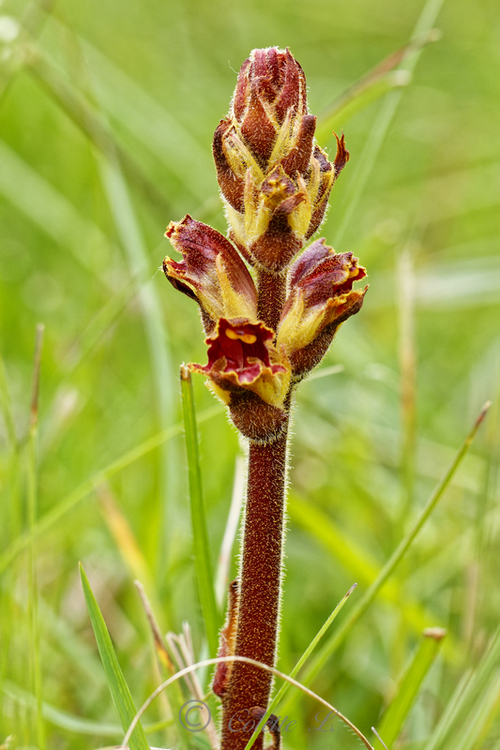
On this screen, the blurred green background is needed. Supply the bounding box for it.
[1,0,499,747]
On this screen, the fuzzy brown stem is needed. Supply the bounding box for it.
[220,424,289,750]
[256,269,286,333]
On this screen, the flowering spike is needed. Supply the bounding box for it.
[162,48,368,750]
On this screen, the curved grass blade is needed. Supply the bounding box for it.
[315,29,440,144]
[284,402,491,713]
[1,679,173,737]
[426,621,500,750]
[180,366,219,656]
[244,583,357,750]
[26,324,45,750]
[79,564,150,750]
[331,0,445,246]
[374,627,446,748]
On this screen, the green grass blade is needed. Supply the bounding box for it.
[244,584,357,750]
[289,493,459,656]
[76,30,213,200]
[0,138,116,291]
[0,405,222,575]
[316,71,410,144]
[95,151,180,585]
[180,366,219,656]
[23,43,171,218]
[1,679,123,737]
[26,324,45,750]
[1,679,173,737]
[375,627,446,748]
[79,564,150,750]
[315,29,439,143]
[453,672,500,750]
[426,622,500,750]
[285,402,490,711]
[0,351,17,450]
[331,0,445,246]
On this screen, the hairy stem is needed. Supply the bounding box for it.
[256,269,286,332]
[221,425,289,750]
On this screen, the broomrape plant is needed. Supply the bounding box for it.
[163,47,367,750]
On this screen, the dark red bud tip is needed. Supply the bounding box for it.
[229,47,308,168]
[333,132,350,176]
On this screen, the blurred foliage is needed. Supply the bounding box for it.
[1,0,499,747]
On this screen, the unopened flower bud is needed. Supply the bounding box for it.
[212,47,349,273]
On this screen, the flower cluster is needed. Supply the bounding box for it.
[163,47,367,442]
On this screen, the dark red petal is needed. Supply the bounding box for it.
[166,215,256,306]
[289,238,332,287]
[204,318,273,372]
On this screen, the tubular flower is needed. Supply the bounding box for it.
[213,47,349,272]
[277,239,367,380]
[163,215,257,332]
[191,318,291,442]
[191,318,290,406]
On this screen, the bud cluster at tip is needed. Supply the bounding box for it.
[213,47,349,273]
[163,47,366,443]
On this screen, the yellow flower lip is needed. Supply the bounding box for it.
[225,328,257,344]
